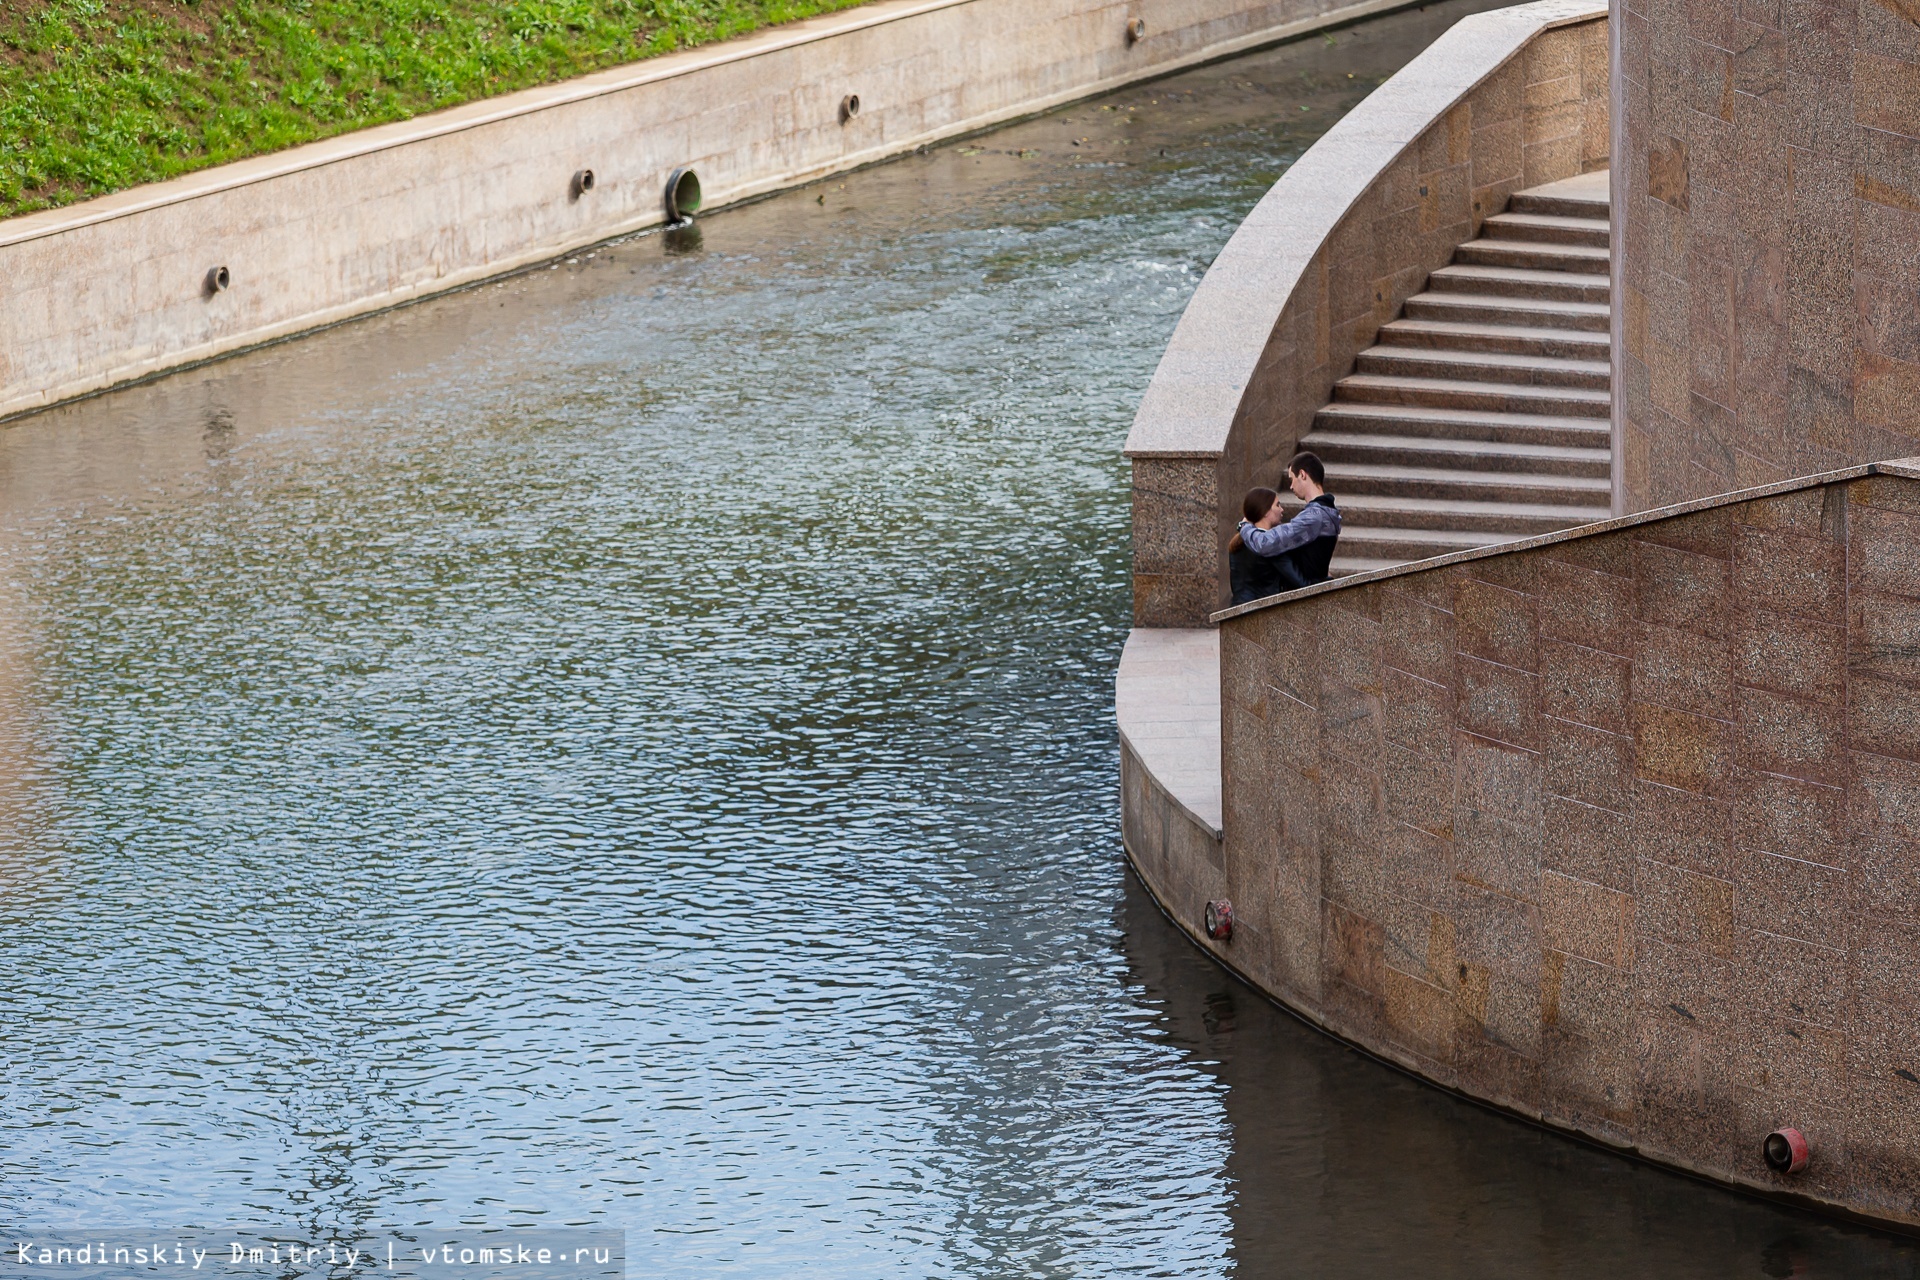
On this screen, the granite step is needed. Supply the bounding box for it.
[1330,555,1415,577]
[1403,291,1611,333]
[1510,181,1610,221]
[1427,263,1611,303]
[1311,401,1612,448]
[1453,238,1611,275]
[1276,171,1614,591]
[1356,345,1611,390]
[1291,491,1612,534]
[1510,193,1610,219]
[1376,317,1611,359]
[1334,373,1612,416]
[1328,521,1520,556]
[1482,211,1611,248]
[1300,430,1612,478]
[1331,524,1519,564]
[1325,461,1613,506]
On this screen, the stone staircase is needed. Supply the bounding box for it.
[1294,170,1613,575]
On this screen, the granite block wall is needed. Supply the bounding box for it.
[1615,0,1920,511]
[1145,462,1920,1229]
[1128,2,1610,626]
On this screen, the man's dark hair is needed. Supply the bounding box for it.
[1242,487,1280,522]
[1288,451,1326,488]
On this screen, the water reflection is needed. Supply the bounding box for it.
[1118,874,1920,1278]
[0,3,1913,1276]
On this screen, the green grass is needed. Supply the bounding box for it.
[0,0,873,219]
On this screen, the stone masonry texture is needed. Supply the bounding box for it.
[1616,0,1920,511]
[1150,467,1920,1229]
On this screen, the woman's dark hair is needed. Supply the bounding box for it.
[1242,487,1280,522]
[1288,451,1326,488]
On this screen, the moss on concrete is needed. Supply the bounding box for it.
[0,0,871,219]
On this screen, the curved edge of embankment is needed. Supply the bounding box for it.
[0,0,1430,424]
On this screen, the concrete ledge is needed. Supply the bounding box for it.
[1117,627,1222,837]
[1123,0,1609,624]
[1118,629,1227,930]
[0,0,1434,423]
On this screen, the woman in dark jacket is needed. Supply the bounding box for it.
[1228,487,1287,605]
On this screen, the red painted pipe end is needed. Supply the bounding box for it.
[1764,1127,1810,1174]
[1204,899,1233,941]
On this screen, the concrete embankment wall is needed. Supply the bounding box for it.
[0,0,1428,423]
[1615,0,1920,515]
[1155,463,1920,1230]
[1123,0,1609,627]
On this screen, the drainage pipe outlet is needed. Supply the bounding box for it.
[570,169,596,200]
[1764,1128,1810,1174]
[840,94,861,123]
[204,265,231,295]
[1126,16,1147,44]
[665,167,703,225]
[1204,900,1232,942]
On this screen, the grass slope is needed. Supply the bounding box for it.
[0,0,871,219]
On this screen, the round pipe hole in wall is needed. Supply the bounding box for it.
[1204,900,1233,942]
[665,167,703,225]
[204,265,231,295]
[570,169,595,200]
[1126,16,1147,44]
[840,94,861,124]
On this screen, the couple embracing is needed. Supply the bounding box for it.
[1227,451,1340,606]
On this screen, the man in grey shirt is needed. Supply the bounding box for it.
[1236,452,1341,592]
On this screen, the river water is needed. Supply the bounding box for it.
[2,6,1916,1277]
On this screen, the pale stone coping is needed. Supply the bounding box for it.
[1122,0,1607,460]
[1116,627,1223,837]
[1209,457,1920,623]
[1524,169,1609,200]
[0,0,1424,252]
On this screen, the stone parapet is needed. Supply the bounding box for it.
[1125,0,1609,625]
[0,0,1426,423]
[1131,458,1920,1231]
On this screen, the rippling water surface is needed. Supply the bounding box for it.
[4,7,1918,1277]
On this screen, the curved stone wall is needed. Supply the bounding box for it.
[1615,0,1920,512]
[1124,0,1609,627]
[1130,461,1920,1231]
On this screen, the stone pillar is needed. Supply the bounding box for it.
[1615,0,1920,513]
